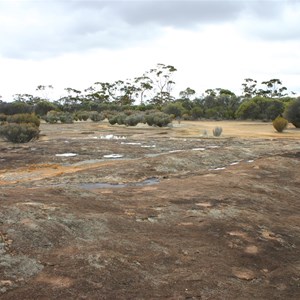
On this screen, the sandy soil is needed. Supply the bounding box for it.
[0,120,299,299]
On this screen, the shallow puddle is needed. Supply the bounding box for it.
[55,153,77,157]
[103,154,123,158]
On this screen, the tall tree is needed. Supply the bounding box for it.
[134,75,153,105]
[13,93,35,103]
[84,82,111,103]
[36,85,54,101]
[145,63,177,105]
[258,79,288,98]
[179,87,196,100]
[241,78,257,98]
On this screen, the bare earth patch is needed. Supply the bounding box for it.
[0,120,300,299]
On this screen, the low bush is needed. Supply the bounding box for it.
[76,111,90,121]
[124,114,145,126]
[213,126,223,137]
[89,111,105,122]
[34,101,58,117]
[272,116,288,132]
[59,113,74,124]
[145,112,172,127]
[108,111,171,127]
[7,113,40,127]
[0,123,40,143]
[0,114,7,122]
[163,103,184,118]
[44,110,60,123]
[108,114,118,125]
[108,113,127,125]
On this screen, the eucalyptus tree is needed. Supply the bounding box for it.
[179,87,196,100]
[257,79,288,98]
[35,85,54,101]
[13,93,35,103]
[134,75,153,105]
[241,78,257,98]
[111,79,139,106]
[199,88,240,119]
[175,87,196,112]
[144,63,177,105]
[84,82,111,104]
[58,87,83,112]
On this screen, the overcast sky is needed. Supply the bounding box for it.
[1,0,300,101]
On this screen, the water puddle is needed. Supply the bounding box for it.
[80,178,159,190]
[103,154,123,159]
[208,145,219,149]
[169,150,184,153]
[121,142,141,145]
[213,167,226,171]
[141,145,156,148]
[99,134,126,140]
[55,153,77,157]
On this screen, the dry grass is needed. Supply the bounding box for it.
[171,120,300,139]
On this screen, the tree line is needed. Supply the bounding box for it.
[0,63,299,124]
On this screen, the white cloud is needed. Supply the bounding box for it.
[0,0,299,100]
[0,0,292,59]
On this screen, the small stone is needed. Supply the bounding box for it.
[0,280,13,286]
[232,267,256,280]
[245,245,258,254]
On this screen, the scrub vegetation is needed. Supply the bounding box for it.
[0,64,299,143]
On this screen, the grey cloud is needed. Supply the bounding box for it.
[112,1,243,27]
[239,1,300,41]
[0,0,297,59]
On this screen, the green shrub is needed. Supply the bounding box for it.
[34,101,58,117]
[213,126,223,137]
[124,114,145,126]
[108,113,127,125]
[272,116,288,132]
[113,113,127,125]
[44,110,60,123]
[44,111,74,124]
[89,111,105,122]
[0,114,7,122]
[0,123,40,143]
[236,97,285,120]
[108,111,171,127]
[108,114,118,125]
[59,112,74,124]
[190,107,203,119]
[163,103,184,118]
[0,101,33,115]
[284,97,300,128]
[145,112,172,127]
[76,111,90,121]
[7,113,40,127]
[182,113,191,120]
